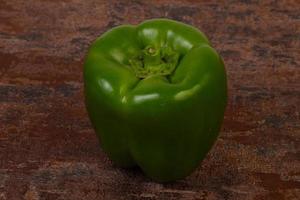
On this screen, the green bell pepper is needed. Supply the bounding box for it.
[84,19,227,182]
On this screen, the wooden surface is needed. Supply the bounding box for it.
[0,0,299,199]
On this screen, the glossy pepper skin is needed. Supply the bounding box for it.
[84,19,227,182]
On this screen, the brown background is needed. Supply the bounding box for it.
[0,0,299,199]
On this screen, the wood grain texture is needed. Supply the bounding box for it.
[0,0,299,199]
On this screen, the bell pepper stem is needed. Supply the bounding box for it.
[129,45,179,79]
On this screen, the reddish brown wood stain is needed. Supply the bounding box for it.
[0,0,299,199]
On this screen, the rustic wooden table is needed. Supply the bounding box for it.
[0,0,299,199]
